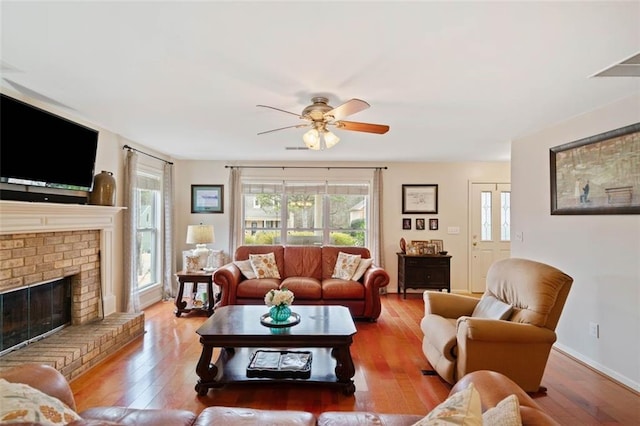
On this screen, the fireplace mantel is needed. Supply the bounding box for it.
[0,200,124,234]
[0,200,125,315]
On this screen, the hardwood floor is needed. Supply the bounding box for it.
[70,293,639,425]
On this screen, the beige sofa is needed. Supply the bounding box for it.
[1,363,559,425]
[421,257,573,392]
[213,245,390,320]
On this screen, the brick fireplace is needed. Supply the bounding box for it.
[1,229,102,326]
[0,200,144,379]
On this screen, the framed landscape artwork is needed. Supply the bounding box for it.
[191,184,224,213]
[550,122,640,215]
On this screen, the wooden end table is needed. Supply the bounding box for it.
[195,305,357,395]
[175,270,217,317]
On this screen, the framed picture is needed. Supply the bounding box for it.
[191,185,224,213]
[550,122,640,215]
[402,184,438,214]
[416,218,425,230]
[402,218,412,230]
[424,243,437,255]
[430,239,443,253]
[429,218,439,230]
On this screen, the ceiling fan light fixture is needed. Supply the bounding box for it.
[303,128,321,150]
[323,130,340,149]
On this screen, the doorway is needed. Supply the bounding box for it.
[469,182,511,293]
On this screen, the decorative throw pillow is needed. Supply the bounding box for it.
[471,295,514,320]
[0,378,82,425]
[411,382,482,426]
[482,394,522,426]
[331,252,362,280]
[350,257,374,281]
[234,259,257,279]
[249,252,281,279]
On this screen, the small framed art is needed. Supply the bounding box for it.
[402,218,412,230]
[191,185,224,213]
[416,218,425,230]
[429,218,439,230]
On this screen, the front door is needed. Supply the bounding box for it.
[469,183,511,293]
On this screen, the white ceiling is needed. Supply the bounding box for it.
[2,1,639,162]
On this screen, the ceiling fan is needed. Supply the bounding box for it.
[257,96,390,150]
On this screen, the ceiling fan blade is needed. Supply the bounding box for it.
[257,104,301,118]
[257,123,309,135]
[335,120,390,134]
[324,98,370,121]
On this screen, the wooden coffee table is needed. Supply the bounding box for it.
[194,305,357,395]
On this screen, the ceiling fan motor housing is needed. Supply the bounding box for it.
[302,96,333,121]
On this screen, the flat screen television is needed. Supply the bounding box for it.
[1,93,99,203]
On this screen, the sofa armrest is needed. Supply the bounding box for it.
[362,265,390,290]
[457,317,557,343]
[423,292,479,318]
[213,262,242,306]
[0,363,77,411]
[452,370,560,425]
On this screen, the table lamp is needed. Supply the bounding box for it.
[186,224,215,270]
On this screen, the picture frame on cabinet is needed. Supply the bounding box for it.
[430,239,443,253]
[424,243,437,255]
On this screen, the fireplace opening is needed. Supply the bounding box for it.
[1,277,72,355]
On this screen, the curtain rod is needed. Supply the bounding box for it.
[123,144,173,165]
[225,165,387,170]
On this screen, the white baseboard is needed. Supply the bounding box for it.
[553,343,640,392]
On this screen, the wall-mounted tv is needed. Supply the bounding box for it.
[1,93,99,203]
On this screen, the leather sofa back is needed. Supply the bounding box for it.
[283,246,323,279]
[234,245,372,281]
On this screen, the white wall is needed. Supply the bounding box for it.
[510,94,640,391]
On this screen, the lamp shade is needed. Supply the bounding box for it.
[323,130,340,148]
[186,224,215,244]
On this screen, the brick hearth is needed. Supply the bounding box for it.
[0,312,144,381]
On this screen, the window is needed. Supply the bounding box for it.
[480,189,511,242]
[242,180,369,246]
[136,169,162,289]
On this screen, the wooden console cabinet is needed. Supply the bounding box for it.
[397,253,452,298]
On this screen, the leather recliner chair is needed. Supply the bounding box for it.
[420,257,573,392]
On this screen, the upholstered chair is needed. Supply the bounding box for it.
[420,257,573,392]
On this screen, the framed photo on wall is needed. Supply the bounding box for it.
[416,218,425,230]
[429,218,439,230]
[402,184,438,214]
[402,218,412,230]
[191,185,224,213]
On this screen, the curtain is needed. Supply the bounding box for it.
[228,167,242,259]
[372,168,384,276]
[162,162,175,299]
[123,150,140,313]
